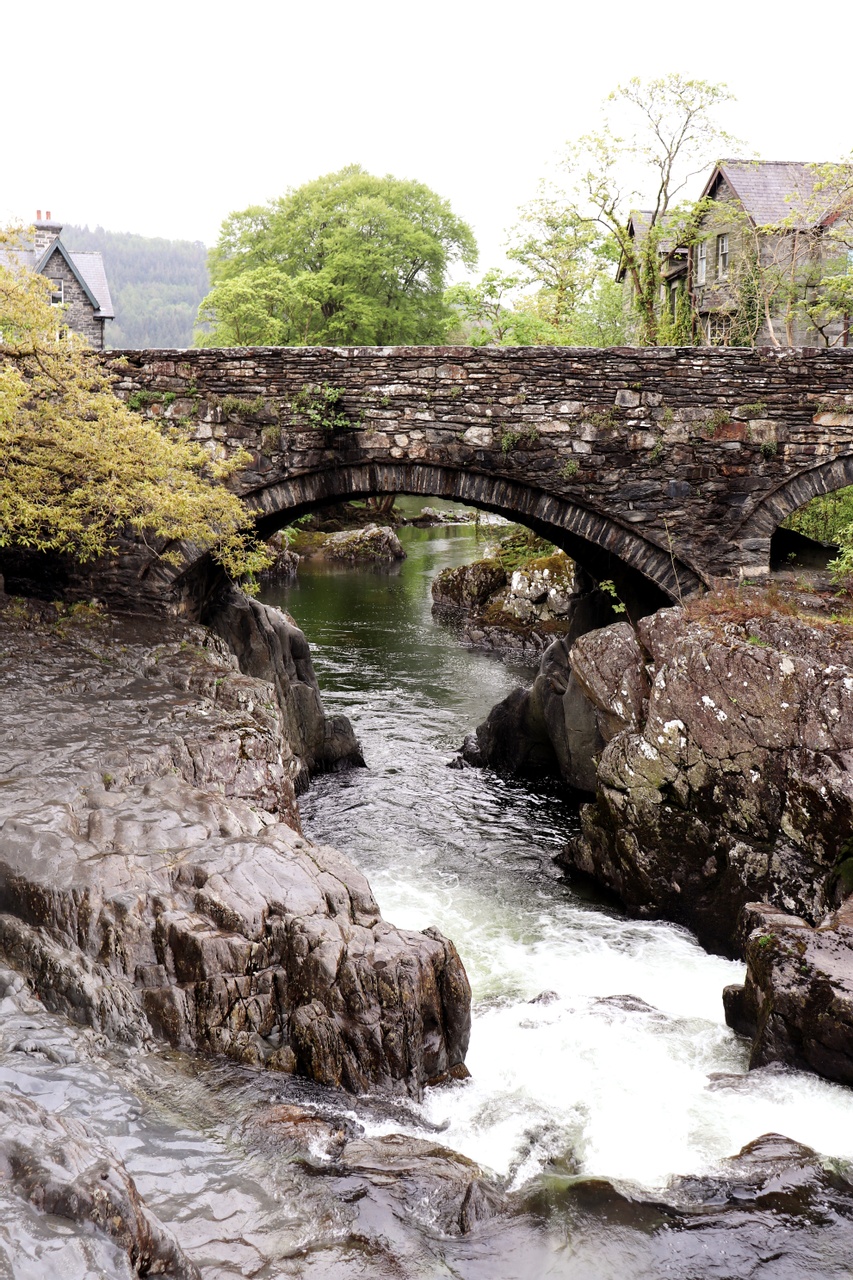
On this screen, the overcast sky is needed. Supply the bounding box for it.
[3,0,850,272]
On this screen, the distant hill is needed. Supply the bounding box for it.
[62,225,210,349]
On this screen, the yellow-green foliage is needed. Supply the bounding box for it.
[0,229,270,584]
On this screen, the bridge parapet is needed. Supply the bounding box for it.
[105,345,853,602]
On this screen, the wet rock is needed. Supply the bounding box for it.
[433,552,598,658]
[260,532,300,580]
[0,601,471,1098]
[204,589,364,789]
[462,588,617,788]
[331,1133,506,1235]
[411,505,474,526]
[524,1133,853,1278]
[503,555,577,625]
[558,606,853,954]
[0,1090,199,1278]
[723,899,853,1087]
[431,557,507,611]
[241,1102,352,1159]
[322,524,405,563]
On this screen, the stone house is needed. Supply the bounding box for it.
[0,212,114,348]
[691,160,852,348]
[618,161,853,347]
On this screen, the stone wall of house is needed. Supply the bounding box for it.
[692,176,847,349]
[43,248,106,349]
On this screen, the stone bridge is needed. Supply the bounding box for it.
[106,345,853,612]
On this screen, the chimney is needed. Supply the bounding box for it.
[34,209,62,255]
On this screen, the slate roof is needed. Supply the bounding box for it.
[704,160,843,229]
[0,236,114,317]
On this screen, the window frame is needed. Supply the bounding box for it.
[716,234,729,280]
[49,279,64,306]
[696,241,707,286]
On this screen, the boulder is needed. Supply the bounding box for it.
[462,587,618,788]
[260,531,300,580]
[326,1133,506,1235]
[524,1132,853,1276]
[723,898,853,1087]
[559,605,853,954]
[322,524,405,563]
[204,589,363,790]
[431,558,507,611]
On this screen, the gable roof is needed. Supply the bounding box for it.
[0,237,114,318]
[702,160,845,229]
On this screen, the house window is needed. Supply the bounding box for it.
[706,314,733,346]
[696,242,707,286]
[49,279,64,305]
[716,234,729,280]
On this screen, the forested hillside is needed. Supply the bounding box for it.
[62,225,209,348]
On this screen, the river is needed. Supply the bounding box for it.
[2,518,853,1278]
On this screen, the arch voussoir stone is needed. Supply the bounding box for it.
[740,453,853,539]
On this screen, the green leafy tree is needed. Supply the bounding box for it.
[197,166,477,346]
[562,74,737,344]
[506,187,611,328]
[0,230,268,582]
[445,270,565,345]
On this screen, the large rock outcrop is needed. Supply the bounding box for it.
[204,588,363,791]
[525,1132,853,1276]
[433,550,599,658]
[0,597,470,1097]
[559,604,853,956]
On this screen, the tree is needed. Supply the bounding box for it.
[0,230,268,582]
[505,184,614,331]
[562,74,737,344]
[446,186,629,348]
[196,166,477,347]
[445,270,563,345]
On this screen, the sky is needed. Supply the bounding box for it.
[3,0,851,273]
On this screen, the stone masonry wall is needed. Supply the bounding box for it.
[46,252,106,349]
[103,346,853,600]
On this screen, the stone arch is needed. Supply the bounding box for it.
[237,461,705,608]
[738,453,853,542]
